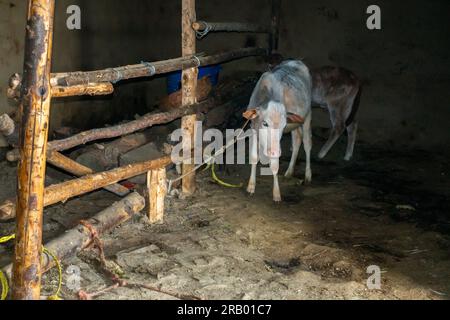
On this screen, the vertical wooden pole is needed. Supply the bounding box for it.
[181,0,198,195]
[147,168,167,224]
[11,0,55,300]
[269,0,281,54]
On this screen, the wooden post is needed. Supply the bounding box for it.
[181,0,198,195]
[269,0,281,54]
[147,168,167,224]
[11,0,55,300]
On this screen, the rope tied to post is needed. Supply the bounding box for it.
[0,234,63,300]
[140,61,156,76]
[192,55,202,68]
[110,68,124,84]
[195,21,213,39]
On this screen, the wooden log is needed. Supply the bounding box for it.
[269,0,281,54]
[181,0,198,196]
[192,21,269,34]
[0,156,171,221]
[159,76,212,112]
[0,114,19,148]
[2,192,145,284]
[0,114,15,137]
[5,98,216,162]
[47,151,130,197]
[6,73,22,101]
[7,79,114,100]
[9,48,267,97]
[12,0,55,300]
[147,168,166,224]
[51,82,114,98]
[54,99,215,153]
[49,47,267,87]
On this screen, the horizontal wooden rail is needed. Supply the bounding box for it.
[192,21,270,34]
[7,75,114,100]
[47,151,130,196]
[0,156,172,221]
[6,98,217,162]
[50,47,267,87]
[51,82,114,98]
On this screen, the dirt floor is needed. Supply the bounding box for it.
[1,131,449,300]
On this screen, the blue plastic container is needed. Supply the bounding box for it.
[166,64,222,94]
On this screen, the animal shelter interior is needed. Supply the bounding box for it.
[0,0,449,300]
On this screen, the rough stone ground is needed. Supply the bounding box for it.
[0,133,449,300]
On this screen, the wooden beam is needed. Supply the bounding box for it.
[269,0,281,54]
[0,156,172,221]
[6,98,216,162]
[2,192,145,285]
[47,151,130,196]
[12,0,55,300]
[49,47,267,87]
[181,0,198,196]
[51,82,114,98]
[192,21,269,34]
[147,168,167,224]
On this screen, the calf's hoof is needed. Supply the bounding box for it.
[305,171,312,185]
[273,196,282,203]
[318,150,327,160]
[284,169,294,178]
[247,185,255,195]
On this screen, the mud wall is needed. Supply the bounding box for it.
[1,0,449,150]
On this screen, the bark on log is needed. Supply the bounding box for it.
[12,0,55,300]
[47,151,130,197]
[51,82,114,98]
[51,99,215,153]
[181,0,198,196]
[148,168,167,224]
[0,156,171,221]
[6,98,216,162]
[49,47,267,87]
[2,192,145,284]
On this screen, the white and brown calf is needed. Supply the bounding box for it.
[244,60,312,202]
[311,66,362,161]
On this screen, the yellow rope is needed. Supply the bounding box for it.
[43,247,63,300]
[211,162,243,188]
[0,269,8,301]
[0,234,14,300]
[0,234,63,300]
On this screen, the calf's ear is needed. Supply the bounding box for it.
[243,108,259,120]
[287,113,304,124]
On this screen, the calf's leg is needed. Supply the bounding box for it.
[285,127,302,178]
[247,131,258,195]
[271,159,281,202]
[303,113,313,184]
[318,106,346,159]
[344,121,358,161]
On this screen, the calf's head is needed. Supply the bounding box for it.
[244,101,303,159]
